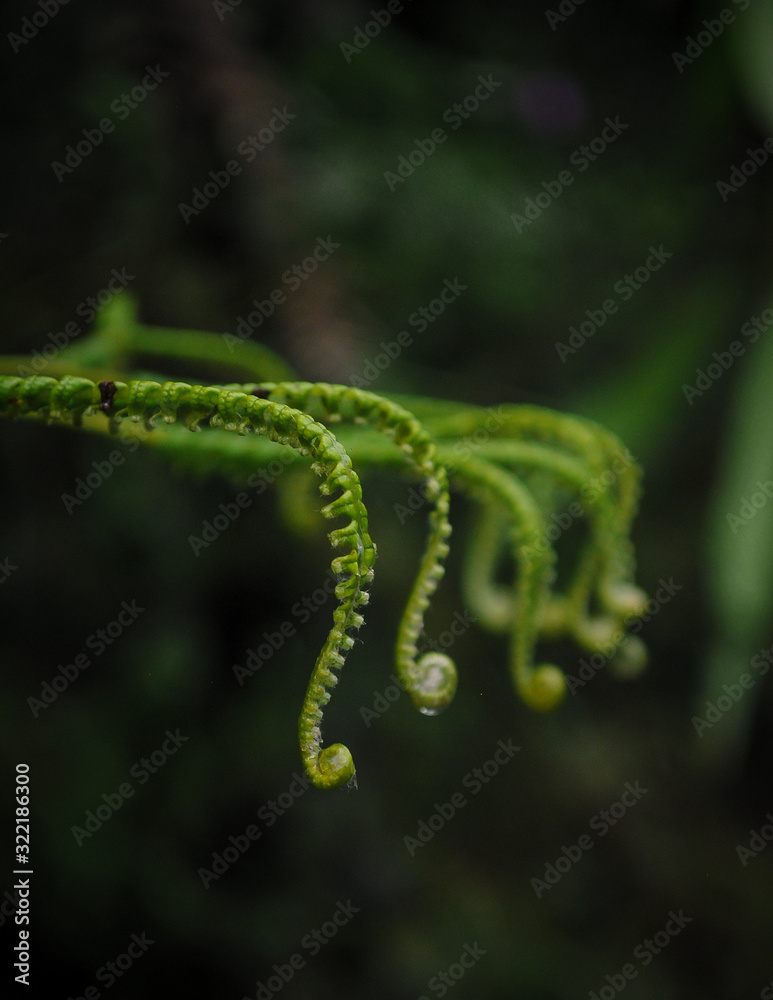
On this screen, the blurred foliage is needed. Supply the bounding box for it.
[1,1,772,998]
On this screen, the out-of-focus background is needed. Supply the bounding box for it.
[1,1,773,997]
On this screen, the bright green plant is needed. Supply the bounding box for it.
[0,297,648,789]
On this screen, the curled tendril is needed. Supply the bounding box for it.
[448,455,568,711]
[239,382,458,716]
[0,359,650,788]
[426,407,647,654]
[409,651,458,715]
[0,374,376,790]
[316,396,648,708]
[460,503,517,633]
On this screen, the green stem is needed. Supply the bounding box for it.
[247,382,458,715]
[0,374,374,790]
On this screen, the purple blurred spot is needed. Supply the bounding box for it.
[514,70,587,140]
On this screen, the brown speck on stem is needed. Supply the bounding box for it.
[98,380,116,413]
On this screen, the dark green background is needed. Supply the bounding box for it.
[1,1,772,997]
